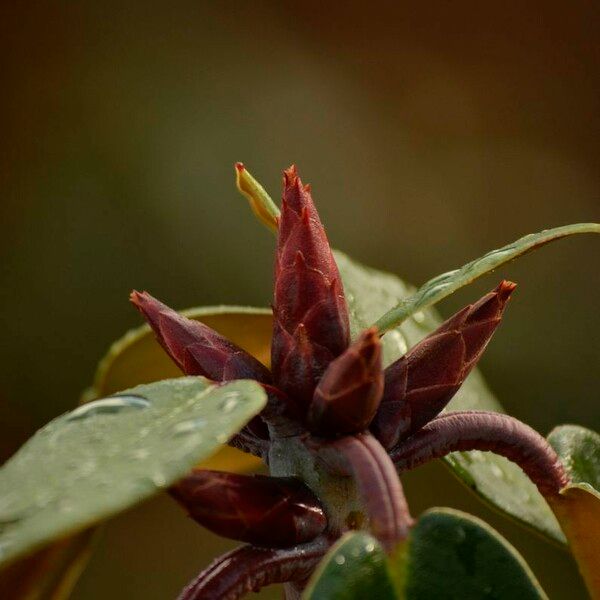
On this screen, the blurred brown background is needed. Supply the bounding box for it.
[1,2,598,598]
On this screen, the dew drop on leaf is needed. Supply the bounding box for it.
[66,395,149,422]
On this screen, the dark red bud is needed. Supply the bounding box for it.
[308,327,383,436]
[271,166,350,407]
[373,280,516,448]
[130,291,272,384]
[171,470,327,547]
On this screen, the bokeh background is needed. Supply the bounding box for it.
[1,2,599,598]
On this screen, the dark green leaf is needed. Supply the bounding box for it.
[335,250,564,543]
[401,508,547,600]
[0,377,266,568]
[303,532,396,600]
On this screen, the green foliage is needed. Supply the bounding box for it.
[372,223,600,333]
[303,532,396,600]
[304,509,546,599]
[401,509,547,600]
[0,377,266,567]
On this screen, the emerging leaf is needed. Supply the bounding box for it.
[271,166,350,407]
[373,281,515,448]
[130,291,272,383]
[309,327,383,436]
[172,470,327,547]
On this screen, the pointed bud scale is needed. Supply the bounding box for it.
[130,291,272,384]
[171,470,327,547]
[373,281,516,449]
[271,166,350,407]
[308,327,384,436]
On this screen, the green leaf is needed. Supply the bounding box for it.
[0,377,266,568]
[546,425,600,597]
[401,508,547,599]
[334,250,564,543]
[303,532,396,600]
[373,223,600,333]
[304,509,545,600]
[547,425,600,492]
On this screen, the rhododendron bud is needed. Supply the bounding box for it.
[130,291,272,384]
[271,166,350,407]
[171,470,327,547]
[373,280,516,448]
[308,327,383,436]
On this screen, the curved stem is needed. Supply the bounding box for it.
[390,411,569,498]
[320,432,413,551]
[178,537,329,600]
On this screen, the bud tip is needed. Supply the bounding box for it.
[497,280,517,302]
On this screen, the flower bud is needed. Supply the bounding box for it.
[130,291,272,384]
[308,327,383,436]
[373,280,516,448]
[271,166,350,408]
[171,470,327,547]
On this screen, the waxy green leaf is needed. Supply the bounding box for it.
[401,508,547,599]
[373,223,600,334]
[0,377,266,568]
[304,509,546,599]
[303,531,396,600]
[334,250,564,543]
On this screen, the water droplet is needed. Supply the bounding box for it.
[66,395,149,422]
[412,311,425,324]
[425,270,459,287]
[172,418,207,437]
[152,473,167,487]
[220,392,241,413]
[364,542,375,553]
[386,329,407,354]
[490,464,504,479]
[131,448,150,460]
[334,554,346,565]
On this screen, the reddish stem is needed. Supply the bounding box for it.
[178,537,329,600]
[318,432,413,551]
[389,411,569,497]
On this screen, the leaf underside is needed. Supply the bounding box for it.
[0,377,266,568]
